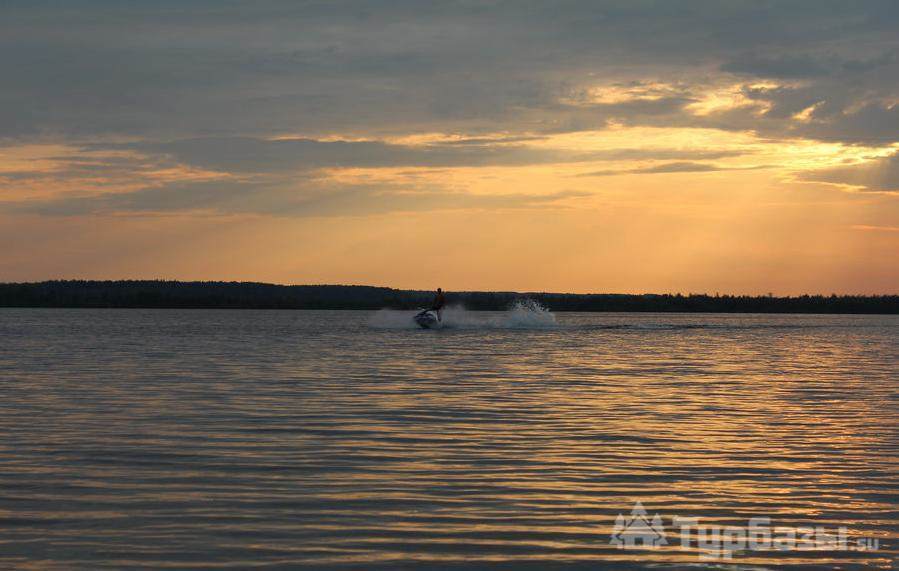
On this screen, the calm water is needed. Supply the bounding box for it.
[0,308,896,570]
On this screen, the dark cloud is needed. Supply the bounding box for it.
[801,152,899,192]
[722,54,833,78]
[797,103,899,145]
[86,137,754,174]
[101,137,609,173]
[741,85,826,119]
[1,1,897,145]
[654,88,899,145]
[1,0,897,226]
[9,178,588,218]
[433,136,549,146]
[576,161,769,177]
[582,149,749,161]
[635,162,726,174]
[0,139,758,219]
[722,51,897,79]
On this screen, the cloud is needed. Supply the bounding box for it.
[797,103,899,145]
[722,54,833,78]
[633,162,724,174]
[801,152,899,192]
[99,137,616,173]
[576,161,769,177]
[8,177,589,218]
[1,0,897,224]
[84,137,756,174]
[432,135,549,146]
[0,138,761,214]
[851,225,899,232]
[1,1,897,145]
[582,149,750,161]
[722,51,897,79]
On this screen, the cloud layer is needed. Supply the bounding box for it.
[2,1,898,210]
[2,1,897,142]
[1,1,897,292]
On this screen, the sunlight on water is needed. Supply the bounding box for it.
[0,309,896,569]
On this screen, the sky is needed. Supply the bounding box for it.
[1,1,898,294]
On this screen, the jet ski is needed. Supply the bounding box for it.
[413,309,440,329]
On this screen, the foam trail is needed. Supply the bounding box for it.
[499,299,557,329]
[368,299,557,330]
[368,309,421,329]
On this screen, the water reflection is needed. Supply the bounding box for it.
[0,309,895,568]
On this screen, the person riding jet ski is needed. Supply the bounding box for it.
[414,288,446,329]
[430,287,446,321]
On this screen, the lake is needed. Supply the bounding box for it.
[0,308,896,569]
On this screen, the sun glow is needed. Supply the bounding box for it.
[684,82,779,116]
[568,81,687,105]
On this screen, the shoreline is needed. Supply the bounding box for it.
[1,280,897,314]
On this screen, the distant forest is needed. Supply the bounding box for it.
[0,280,896,314]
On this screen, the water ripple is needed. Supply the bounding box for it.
[0,309,896,569]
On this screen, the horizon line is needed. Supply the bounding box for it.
[2,279,897,298]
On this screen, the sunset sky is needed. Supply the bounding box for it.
[2,1,898,293]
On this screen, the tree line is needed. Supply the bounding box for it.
[0,280,896,314]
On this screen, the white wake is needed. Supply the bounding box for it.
[368,299,557,330]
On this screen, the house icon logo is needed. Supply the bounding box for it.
[610,501,668,549]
